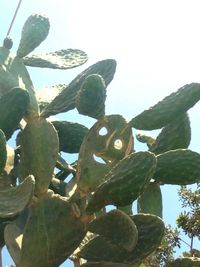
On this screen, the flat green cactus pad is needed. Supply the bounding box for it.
[76,115,133,195]
[86,151,157,212]
[75,74,106,119]
[19,117,59,196]
[154,149,200,185]
[88,209,138,251]
[19,194,87,267]
[0,47,39,117]
[127,214,165,263]
[78,213,165,264]
[41,59,116,118]
[17,13,50,58]
[0,87,30,139]
[52,120,88,153]
[0,175,35,218]
[23,49,88,69]
[150,113,191,154]
[130,83,200,130]
[137,182,163,218]
[78,235,121,262]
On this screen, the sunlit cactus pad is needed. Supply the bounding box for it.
[41,59,116,117]
[130,83,200,130]
[23,49,88,69]
[17,13,50,58]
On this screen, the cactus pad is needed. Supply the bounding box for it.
[126,214,165,263]
[88,209,138,251]
[75,74,106,119]
[137,182,163,217]
[150,113,191,154]
[78,214,164,264]
[154,149,200,185]
[23,49,88,69]
[130,83,200,130]
[0,175,35,218]
[86,151,157,212]
[17,13,50,58]
[41,59,116,118]
[52,120,88,153]
[0,47,39,117]
[0,87,30,139]
[19,194,87,267]
[76,115,133,195]
[19,117,59,196]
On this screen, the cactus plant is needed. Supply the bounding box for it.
[0,12,199,267]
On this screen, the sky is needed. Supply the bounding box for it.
[1,0,200,266]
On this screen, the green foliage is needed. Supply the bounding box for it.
[0,13,199,267]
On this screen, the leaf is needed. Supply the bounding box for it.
[166,257,200,267]
[23,49,88,69]
[0,175,35,218]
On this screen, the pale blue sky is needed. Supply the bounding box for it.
[1,1,200,266]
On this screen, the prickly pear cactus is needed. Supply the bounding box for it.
[0,12,200,267]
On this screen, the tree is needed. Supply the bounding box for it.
[0,12,200,267]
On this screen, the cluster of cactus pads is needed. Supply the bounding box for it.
[0,13,200,267]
